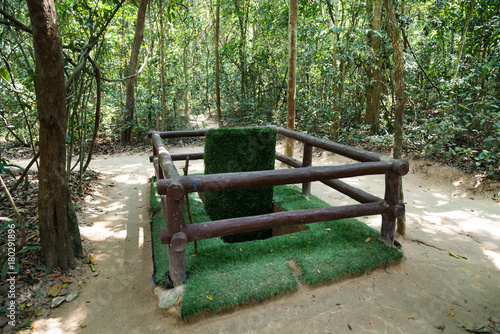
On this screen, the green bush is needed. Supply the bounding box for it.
[203,127,277,243]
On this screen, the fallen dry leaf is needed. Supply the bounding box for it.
[48,273,62,278]
[448,312,456,317]
[47,283,62,297]
[366,237,371,242]
[317,269,321,274]
[59,277,72,284]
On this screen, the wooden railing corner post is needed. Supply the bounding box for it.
[380,170,401,246]
[166,181,188,286]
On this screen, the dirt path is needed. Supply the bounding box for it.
[31,145,499,334]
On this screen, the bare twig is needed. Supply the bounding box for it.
[0,152,39,203]
[402,30,442,99]
[0,8,32,33]
[82,56,101,172]
[0,175,26,251]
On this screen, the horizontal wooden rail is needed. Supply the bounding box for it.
[151,133,179,179]
[160,202,399,243]
[322,179,381,204]
[275,151,302,168]
[276,151,382,204]
[150,126,396,164]
[157,161,408,195]
[271,126,386,163]
[170,153,204,161]
[148,129,209,139]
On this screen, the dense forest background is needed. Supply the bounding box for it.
[1,0,499,178]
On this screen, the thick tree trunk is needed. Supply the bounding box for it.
[215,0,222,127]
[27,0,82,269]
[122,0,148,144]
[365,0,383,134]
[284,0,298,159]
[385,0,407,235]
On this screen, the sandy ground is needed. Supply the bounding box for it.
[27,143,500,334]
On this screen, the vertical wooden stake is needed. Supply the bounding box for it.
[183,156,197,254]
[301,143,313,195]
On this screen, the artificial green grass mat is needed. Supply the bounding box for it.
[150,179,403,318]
[204,128,276,242]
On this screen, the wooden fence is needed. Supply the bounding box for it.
[148,126,409,286]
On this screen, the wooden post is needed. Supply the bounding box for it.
[380,171,400,246]
[164,182,187,286]
[301,143,313,195]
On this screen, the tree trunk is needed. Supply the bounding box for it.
[365,0,383,134]
[215,0,222,127]
[182,44,190,117]
[159,0,166,131]
[284,0,298,159]
[451,0,476,114]
[384,0,407,235]
[27,0,82,270]
[325,0,342,140]
[122,0,148,144]
[233,0,248,100]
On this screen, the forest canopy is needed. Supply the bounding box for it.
[1,0,499,178]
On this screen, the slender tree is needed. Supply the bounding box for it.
[159,0,167,131]
[27,0,82,270]
[284,0,298,159]
[384,0,407,235]
[365,0,383,134]
[215,0,222,127]
[122,0,149,144]
[451,0,476,114]
[233,0,249,100]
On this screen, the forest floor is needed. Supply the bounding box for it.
[2,120,500,334]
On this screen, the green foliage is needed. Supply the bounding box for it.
[0,68,10,82]
[404,105,500,176]
[204,127,276,243]
[1,0,499,179]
